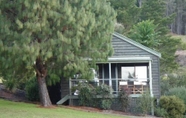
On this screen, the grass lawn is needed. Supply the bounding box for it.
[0,99,130,118]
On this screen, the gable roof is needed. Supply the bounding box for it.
[113,32,161,58]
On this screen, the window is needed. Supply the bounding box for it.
[121,66,147,81]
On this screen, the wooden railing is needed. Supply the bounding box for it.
[69,78,149,96]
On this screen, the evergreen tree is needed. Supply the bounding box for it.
[128,20,160,49]
[141,0,175,35]
[138,0,180,74]
[0,0,116,106]
[109,0,140,33]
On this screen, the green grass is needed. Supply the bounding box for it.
[0,99,129,118]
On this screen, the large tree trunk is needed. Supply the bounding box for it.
[36,58,52,107]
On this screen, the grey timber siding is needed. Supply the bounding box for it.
[111,35,161,98]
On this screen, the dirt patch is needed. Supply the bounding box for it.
[175,50,186,66]
[0,84,27,102]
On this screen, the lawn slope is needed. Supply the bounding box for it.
[0,99,129,118]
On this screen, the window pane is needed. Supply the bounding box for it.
[121,67,135,80]
[135,66,147,81]
[121,66,147,81]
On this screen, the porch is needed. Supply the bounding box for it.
[68,57,153,98]
[69,78,149,98]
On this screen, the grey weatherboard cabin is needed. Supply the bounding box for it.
[56,32,161,109]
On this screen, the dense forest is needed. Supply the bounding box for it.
[110,0,186,35]
[108,0,186,75]
[166,0,186,34]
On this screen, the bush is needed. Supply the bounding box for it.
[100,99,112,110]
[136,91,152,115]
[78,83,95,106]
[117,88,129,111]
[78,83,113,109]
[95,84,113,109]
[25,77,39,101]
[161,73,186,95]
[160,95,185,118]
[154,107,168,117]
[3,78,18,92]
[165,86,186,105]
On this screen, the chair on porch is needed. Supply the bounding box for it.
[133,81,147,94]
[119,81,128,91]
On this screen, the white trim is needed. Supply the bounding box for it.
[115,64,118,95]
[149,60,153,97]
[149,60,154,115]
[108,56,151,62]
[85,57,152,63]
[109,63,112,87]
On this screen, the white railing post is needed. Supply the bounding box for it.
[109,63,112,87]
[115,64,118,95]
[69,78,72,105]
[149,60,154,115]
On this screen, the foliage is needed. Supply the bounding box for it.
[109,0,140,33]
[25,77,39,101]
[128,20,160,49]
[140,0,175,35]
[136,91,153,115]
[0,0,116,106]
[158,36,181,74]
[95,84,113,109]
[160,95,185,118]
[154,107,168,117]
[0,99,126,118]
[165,86,186,106]
[78,83,95,107]
[100,99,113,110]
[161,72,186,94]
[3,78,18,92]
[78,83,113,109]
[117,88,129,112]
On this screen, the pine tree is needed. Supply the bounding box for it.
[128,20,160,49]
[136,0,181,74]
[109,0,140,33]
[141,0,175,35]
[0,0,116,107]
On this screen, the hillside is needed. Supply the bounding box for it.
[172,34,186,66]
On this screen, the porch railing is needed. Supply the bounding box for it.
[69,78,149,96]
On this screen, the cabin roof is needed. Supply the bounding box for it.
[113,32,161,58]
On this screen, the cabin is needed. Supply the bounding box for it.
[54,32,161,112]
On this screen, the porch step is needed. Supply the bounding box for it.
[56,94,69,105]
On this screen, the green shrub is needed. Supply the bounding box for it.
[165,86,186,105]
[161,73,186,95]
[78,83,95,106]
[160,95,185,118]
[96,84,113,110]
[25,77,39,101]
[78,83,113,109]
[3,78,18,92]
[154,107,168,117]
[117,88,129,111]
[136,91,152,115]
[100,99,112,110]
